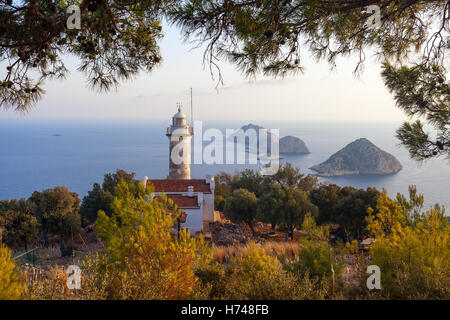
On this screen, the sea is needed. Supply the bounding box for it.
[0,118,449,212]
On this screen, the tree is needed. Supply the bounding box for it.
[80,169,137,225]
[309,183,343,224]
[226,164,317,200]
[333,187,381,240]
[95,180,212,299]
[310,184,381,239]
[29,186,81,249]
[0,241,23,300]
[230,169,268,197]
[395,185,425,223]
[214,172,235,211]
[258,183,319,239]
[0,199,40,250]
[257,184,283,230]
[223,188,258,234]
[0,0,171,111]
[276,186,318,240]
[171,0,449,160]
[382,63,449,160]
[102,169,138,194]
[270,162,318,191]
[79,183,113,226]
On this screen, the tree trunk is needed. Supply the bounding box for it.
[43,232,49,248]
[42,221,49,248]
[286,226,293,241]
[247,221,256,235]
[60,234,65,251]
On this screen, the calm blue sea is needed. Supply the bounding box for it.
[0,119,449,211]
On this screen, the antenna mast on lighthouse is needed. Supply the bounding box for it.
[190,87,194,128]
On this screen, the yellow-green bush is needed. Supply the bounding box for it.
[367,191,450,299]
[301,212,329,241]
[366,190,409,238]
[0,244,23,299]
[195,242,332,300]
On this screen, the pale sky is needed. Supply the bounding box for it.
[0,24,407,122]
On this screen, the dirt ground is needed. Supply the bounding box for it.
[17,225,104,268]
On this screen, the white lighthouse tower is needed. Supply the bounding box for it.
[166,104,193,179]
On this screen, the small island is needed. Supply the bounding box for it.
[279,136,310,154]
[228,124,280,157]
[233,125,310,156]
[239,123,279,145]
[309,138,402,176]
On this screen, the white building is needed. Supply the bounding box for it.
[144,107,218,234]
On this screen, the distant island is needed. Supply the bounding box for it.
[279,136,310,154]
[228,124,280,157]
[233,124,309,157]
[239,123,279,144]
[309,138,402,176]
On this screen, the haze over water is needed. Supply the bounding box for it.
[0,118,448,212]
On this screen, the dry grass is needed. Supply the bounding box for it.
[214,241,301,263]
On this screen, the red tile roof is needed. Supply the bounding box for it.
[155,194,199,208]
[147,179,212,193]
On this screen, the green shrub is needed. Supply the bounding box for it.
[284,213,342,280]
[286,240,342,280]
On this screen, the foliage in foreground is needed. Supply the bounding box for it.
[0,241,23,300]
[195,242,331,300]
[12,183,450,300]
[285,214,342,281]
[94,180,212,299]
[367,190,450,299]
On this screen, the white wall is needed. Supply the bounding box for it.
[202,193,215,222]
[182,208,203,235]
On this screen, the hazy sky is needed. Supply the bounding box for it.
[0,24,408,123]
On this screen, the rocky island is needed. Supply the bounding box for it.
[232,125,310,155]
[279,136,310,154]
[309,138,402,176]
[239,123,279,145]
[228,124,280,156]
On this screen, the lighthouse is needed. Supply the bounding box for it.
[144,101,219,234]
[166,104,193,179]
